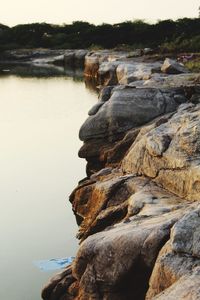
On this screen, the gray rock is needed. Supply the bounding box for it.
[122,102,200,200]
[116,62,162,84]
[153,271,200,300]
[171,207,200,258]
[64,51,75,67]
[98,61,120,85]
[143,48,153,55]
[79,87,186,141]
[88,102,105,116]
[99,86,114,102]
[161,58,189,74]
[84,50,130,78]
[74,49,88,66]
[33,55,64,66]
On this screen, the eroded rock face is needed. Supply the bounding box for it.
[72,206,188,300]
[42,266,76,300]
[79,86,187,174]
[146,206,200,299]
[122,102,200,200]
[79,87,186,141]
[42,51,200,300]
[84,51,127,78]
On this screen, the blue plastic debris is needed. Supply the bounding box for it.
[34,256,75,272]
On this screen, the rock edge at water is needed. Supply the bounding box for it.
[41,50,200,300]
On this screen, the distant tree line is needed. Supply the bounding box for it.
[0,18,200,52]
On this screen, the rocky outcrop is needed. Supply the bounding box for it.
[122,102,200,200]
[64,50,88,67]
[116,62,162,84]
[84,51,128,79]
[0,49,88,68]
[42,51,200,300]
[79,86,187,174]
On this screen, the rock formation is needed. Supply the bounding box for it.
[42,51,200,300]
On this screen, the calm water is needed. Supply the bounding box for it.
[0,68,97,300]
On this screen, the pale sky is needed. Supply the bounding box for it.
[0,0,199,26]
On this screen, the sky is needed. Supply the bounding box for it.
[0,0,199,26]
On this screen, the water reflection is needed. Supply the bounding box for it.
[0,63,83,79]
[0,63,99,96]
[84,76,99,95]
[0,66,97,300]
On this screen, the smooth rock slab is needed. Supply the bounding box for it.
[79,87,186,141]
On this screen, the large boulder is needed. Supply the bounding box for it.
[84,51,128,78]
[79,86,186,142]
[98,61,120,85]
[116,62,162,84]
[72,205,188,300]
[161,58,188,74]
[122,102,200,200]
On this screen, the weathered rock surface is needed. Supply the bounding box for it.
[116,62,162,84]
[64,50,88,67]
[129,73,200,89]
[42,51,200,300]
[80,87,186,141]
[72,207,187,300]
[122,102,200,200]
[79,86,187,174]
[98,61,121,85]
[146,206,200,299]
[42,266,75,300]
[84,51,127,78]
[0,49,89,68]
[161,58,188,74]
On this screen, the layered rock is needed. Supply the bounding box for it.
[79,86,187,174]
[42,51,200,300]
[122,102,200,200]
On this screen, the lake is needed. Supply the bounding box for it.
[0,66,97,300]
